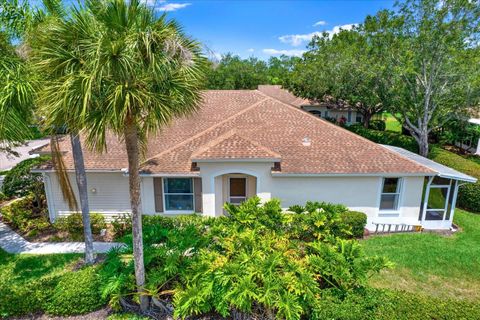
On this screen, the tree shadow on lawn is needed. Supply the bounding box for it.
[0,249,81,285]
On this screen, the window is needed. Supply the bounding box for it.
[309,110,322,117]
[163,178,194,211]
[229,177,247,205]
[347,111,352,123]
[356,114,363,123]
[379,178,402,211]
[324,110,329,118]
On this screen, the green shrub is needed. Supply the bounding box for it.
[0,194,51,235]
[0,191,6,202]
[458,183,480,213]
[312,288,480,320]
[45,267,105,316]
[340,211,367,238]
[54,213,107,240]
[0,274,61,317]
[2,156,49,198]
[102,198,389,320]
[369,120,386,131]
[347,125,418,153]
[111,213,132,239]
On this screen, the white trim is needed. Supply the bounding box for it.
[32,169,123,173]
[448,181,460,224]
[43,173,57,222]
[271,172,435,178]
[140,172,200,177]
[227,176,248,204]
[192,158,280,163]
[377,177,403,214]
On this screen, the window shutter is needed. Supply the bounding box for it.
[153,178,163,213]
[194,177,202,213]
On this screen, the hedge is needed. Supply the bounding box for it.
[313,288,480,320]
[347,125,418,153]
[340,211,367,238]
[369,120,386,131]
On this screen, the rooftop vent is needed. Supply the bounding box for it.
[302,137,311,147]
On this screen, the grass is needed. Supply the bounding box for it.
[383,112,402,133]
[0,249,81,286]
[430,146,480,179]
[363,209,480,301]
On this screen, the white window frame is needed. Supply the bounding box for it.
[424,181,452,221]
[228,177,248,205]
[163,177,195,213]
[378,177,403,214]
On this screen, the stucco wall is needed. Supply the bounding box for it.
[44,165,426,231]
[44,172,131,220]
[196,161,425,230]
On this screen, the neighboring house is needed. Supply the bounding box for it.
[257,85,362,124]
[34,89,476,231]
[466,118,480,155]
[0,138,50,189]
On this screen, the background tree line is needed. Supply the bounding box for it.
[205,53,297,89]
[205,0,480,157]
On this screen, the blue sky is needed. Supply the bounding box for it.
[149,0,395,60]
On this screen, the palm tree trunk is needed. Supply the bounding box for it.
[70,132,95,264]
[124,119,149,311]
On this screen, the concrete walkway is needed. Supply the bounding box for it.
[0,221,125,254]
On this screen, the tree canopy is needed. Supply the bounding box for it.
[206,53,296,89]
[288,0,480,156]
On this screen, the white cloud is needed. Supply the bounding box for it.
[313,20,327,27]
[262,49,306,57]
[141,0,165,6]
[157,2,191,11]
[279,23,357,47]
[247,48,255,53]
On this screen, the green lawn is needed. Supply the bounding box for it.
[0,250,82,317]
[383,112,402,133]
[0,249,81,286]
[363,209,480,301]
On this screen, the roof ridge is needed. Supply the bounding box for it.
[254,90,434,173]
[191,130,281,159]
[190,129,239,158]
[141,96,269,165]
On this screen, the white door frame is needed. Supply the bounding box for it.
[421,178,457,229]
[227,176,248,204]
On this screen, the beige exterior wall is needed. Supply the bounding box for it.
[195,161,427,230]
[44,172,131,221]
[44,166,427,231]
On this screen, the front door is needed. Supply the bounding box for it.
[229,177,247,205]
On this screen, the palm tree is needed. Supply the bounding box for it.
[34,0,207,310]
[29,1,97,264]
[0,32,35,145]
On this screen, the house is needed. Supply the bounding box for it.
[465,118,480,155]
[0,138,50,189]
[34,89,476,231]
[257,85,362,124]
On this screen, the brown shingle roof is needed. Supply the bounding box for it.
[191,131,281,161]
[38,89,434,176]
